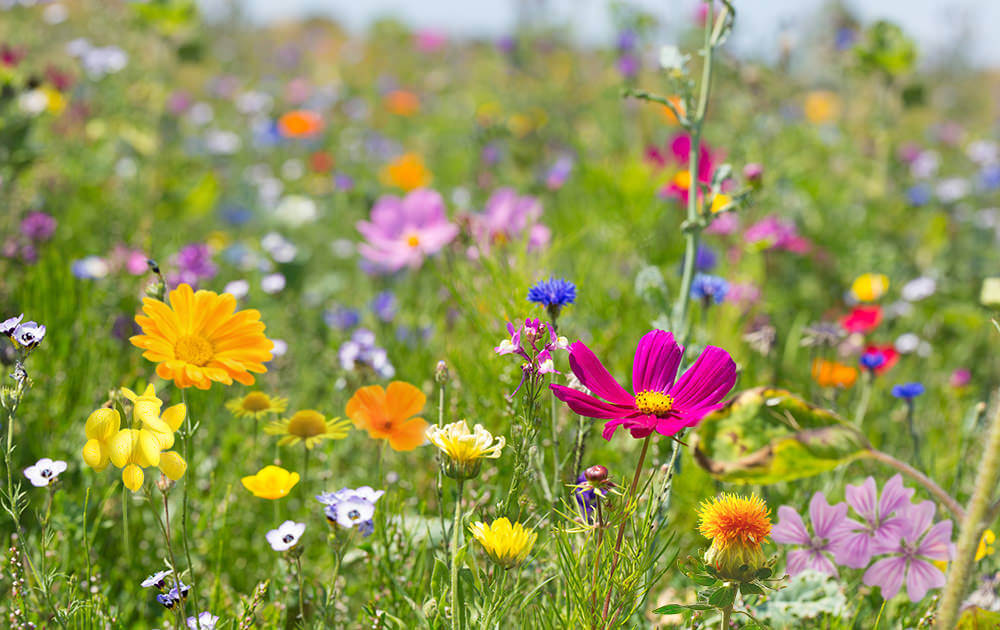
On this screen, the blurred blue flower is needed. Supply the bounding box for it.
[906,184,931,207]
[219,204,252,226]
[371,291,398,322]
[690,274,729,304]
[527,277,577,309]
[979,165,1000,191]
[859,352,886,371]
[695,244,717,272]
[891,382,925,400]
[324,306,361,331]
[835,27,857,51]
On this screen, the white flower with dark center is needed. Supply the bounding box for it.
[13,322,46,349]
[265,520,306,551]
[186,612,218,630]
[24,458,67,487]
[0,314,23,337]
[141,569,173,589]
[332,495,375,530]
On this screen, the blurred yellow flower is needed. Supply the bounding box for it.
[380,153,431,191]
[226,392,288,420]
[469,518,537,569]
[385,89,419,116]
[265,410,351,449]
[426,420,504,479]
[804,90,840,124]
[977,529,996,561]
[709,193,732,214]
[851,273,890,302]
[981,278,1000,307]
[242,465,299,499]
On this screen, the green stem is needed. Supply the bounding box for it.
[720,604,732,629]
[854,372,873,424]
[295,554,306,622]
[180,389,202,627]
[161,487,188,627]
[937,399,1000,627]
[599,435,652,625]
[551,373,560,489]
[866,448,964,520]
[450,478,465,630]
[905,401,923,469]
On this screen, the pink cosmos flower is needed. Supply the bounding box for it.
[550,329,736,440]
[467,188,549,255]
[772,492,851,577]
[744,215,811,254]
[863,500,952,602]
[835,474,914,569]
[356,189,459,273]
[656,134,716,203]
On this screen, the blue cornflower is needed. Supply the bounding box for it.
[859,352,885,371]
[891,382,925,400]
[528,277,577,308]
[324,306,361,331]
[695,245,717,272]
[690,274,729,304]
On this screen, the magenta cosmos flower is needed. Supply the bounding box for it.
[863,500,952,602]
[550,329,736,440]
[357,189,459,272]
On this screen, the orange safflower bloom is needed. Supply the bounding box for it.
[811,359,858,389]
[346,381,428,451]
[277,110,324,138]
[385,89,420,116]
[380,153,431,191]
[130,283,274,390]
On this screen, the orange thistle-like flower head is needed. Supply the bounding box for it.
[130,283,274,390]
[346,381,428,451]
[698,493,773,582]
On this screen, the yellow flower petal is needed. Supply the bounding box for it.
[138,429,162,467]
[122,464,144,492]
[85,408,121,442]
[158,451,187,480]
[82,439,109,471]
[161,403,186,432]
[109,429,138,468]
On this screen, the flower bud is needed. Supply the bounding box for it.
[703,540,768,583]
[584,465,608,485]
[434,360,449,385]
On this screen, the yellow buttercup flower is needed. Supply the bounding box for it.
[242,465,299,499]
[264,410,351,450]
[698,493,772,582]
[226,392,288,420]
[82,408,121,472]
[426,420,505,479]
[469,518,537,569]
[851,273,889,302]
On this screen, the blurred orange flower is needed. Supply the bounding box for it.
[660,96,686,124]
[346,381,428,451]
[309,150,335,173]
[380,153,431,191]
[385,89,420,116]
[804,91,840,124]
[811,359,858,389]
[277,110,324,138]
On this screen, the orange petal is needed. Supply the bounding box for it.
[386,381,426,421]
[388,416,430,451]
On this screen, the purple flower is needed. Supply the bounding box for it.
[1,314,24,337]
[616,54,640,78]
[338,328,394,378]
[168,243,217,288]
[468,188,548,255]
[324,306,361,331]
[545,156,574,190]
[495,318,568,396]
[371,291,397,322]
[863,500,952,602]
[835,474,914,569]
[772,492,850,577]
[356,189,459,273]
[20,211,57,242]
[744,215,811,254]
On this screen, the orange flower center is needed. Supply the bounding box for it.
[174,335,214,366]
[287,410,326,438]
[634,391,674,415]
[241,392,272,412]
[406,234,420,247]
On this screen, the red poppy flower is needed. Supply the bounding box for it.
[840,306,882,334]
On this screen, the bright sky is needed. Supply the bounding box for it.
[197,0,1000,67]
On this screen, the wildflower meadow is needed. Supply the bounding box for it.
[5,0,1000,628]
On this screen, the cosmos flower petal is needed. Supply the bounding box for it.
[550,385,633,420]
[631,329,684,394]
[668,345,736,411]
[565,341,633,405]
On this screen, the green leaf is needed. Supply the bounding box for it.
[691,574,720,587]
[958,606,1000,629]
[740,582,765,596]
[708,586,736,608]
[691,387,871,484]
[755,567,773,580]
[653,604,686,615]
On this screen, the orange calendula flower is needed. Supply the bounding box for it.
[385,89,420,116]
[277,110,324,138]
[380,153,431,191]
[346,381,429,451]
[698,493,773,582]
[811,358,858,389]
[130,283,274,390]
[241,465,300,499]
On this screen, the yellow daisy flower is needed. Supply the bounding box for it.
[242,465,300,499]
[850,273,890,302]
[426,420,504,479]
[469,518,537,569]
[264,410,351,450]
[226,392,288,420]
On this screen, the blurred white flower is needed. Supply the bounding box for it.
[187,102,214,126]
[204,130,241,155]
[280,159,304,181]
[659,45,689,75]
[271,339,288,357]
[261,273,286,294]
[24,458,67,487]
[910,151,939,179]
[967,140,999,166]
[223,279,249,299]
[901,277,936,302]
[936,177,970,203]
[265,520,305,551]
[18,90,48,115]
[894,333,921,354]
[43,3,67,24]
[236,90,273,115]
[115,157,138,179]
[257,177,283,206]
[261,232,297,263]
[82,46,128,79]
[274,195,317,227]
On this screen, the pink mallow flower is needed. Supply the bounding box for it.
[835,474,914,569]
[772,492,851,577]
[863,500,952,603]
[550,329,736,441]
[357,189,459,273]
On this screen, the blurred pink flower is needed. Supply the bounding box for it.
[705,212,740,235]
[467,188,549,255]
[357,189,458,272]
[415,29,448,52]
[744,215,811,254]
[950,368,971,388]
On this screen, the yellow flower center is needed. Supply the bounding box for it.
[241,392,273,412]
[671,170,692,191]
[406,234,421,247]
[287,410,327,438]
[174,335,214,366]
[634,391,674,416]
